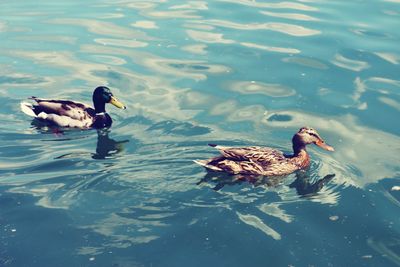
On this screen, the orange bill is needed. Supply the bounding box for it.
[315,139,334,151]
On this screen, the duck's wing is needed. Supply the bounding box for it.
[209,144,286,165]
[29,97,94,120]
[194,156,264,175]
[21,97,95,128]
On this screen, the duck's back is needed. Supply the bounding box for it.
[31,98,93,120]
[216,146,286,165]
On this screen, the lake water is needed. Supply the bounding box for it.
[1,0,400,266]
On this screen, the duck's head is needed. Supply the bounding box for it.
[292,127,334,152]
[93,86,126,113]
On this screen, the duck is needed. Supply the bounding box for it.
[20,86,126,128]
[194,127,334,176]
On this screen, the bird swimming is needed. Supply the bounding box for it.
[194,127,334,176]
[20,86,126,128]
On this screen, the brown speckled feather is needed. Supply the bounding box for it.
[215,146,286,165]
[202,148,306,176]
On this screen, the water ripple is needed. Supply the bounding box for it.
[260,10,320,21]
[332,53,370,72]
[94,38,148,48]
[219,0,318,11]
[192,19,321,36]
[47,18,154,40]
[186,29,235,44]
[263,110,400,187]
[228,80,296,97]
[241,42,300,54]
[131,20,159,29]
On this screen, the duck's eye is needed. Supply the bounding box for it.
[103,93,112,101]
[308,132,319,139]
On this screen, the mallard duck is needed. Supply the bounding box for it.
[194,127,334,176]
[20,86,126,128]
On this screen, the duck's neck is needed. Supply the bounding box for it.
[292,148,310,169]
[292,134,306,156]
[94,101,106,114]
[292,134,310,168]
[293,144,306,156]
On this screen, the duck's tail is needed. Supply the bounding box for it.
[193,159,208,167]
[20,102,37,117]
[208,143,228,150]
[193,160,222,171]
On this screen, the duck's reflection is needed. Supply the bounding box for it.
[53,129,129,160]
[197,170,335,197]
[31,120,68,138]
[289,171,335,197]
[92,129,129,160]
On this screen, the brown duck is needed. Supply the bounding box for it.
[194,127,334,176]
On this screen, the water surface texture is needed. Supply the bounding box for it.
[1,0,400,266]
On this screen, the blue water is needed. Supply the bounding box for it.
[1,0,400,266]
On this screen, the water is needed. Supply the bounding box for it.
[1,0,400,266]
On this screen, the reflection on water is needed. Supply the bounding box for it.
[1,0,400,266]
[47,18,154,40]
[289,172,335,197]
[228,80,296,97]
[93,129,129,160]
[197,168,335,198]
[191,19,321,36]
[264,110,400,187]
[51,129,130,160]
[332,53,370,72]
[219,0,318,11]
[0,74,49,85]
[260,10,320,22]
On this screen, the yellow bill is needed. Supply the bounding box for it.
[109,96,126,109]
